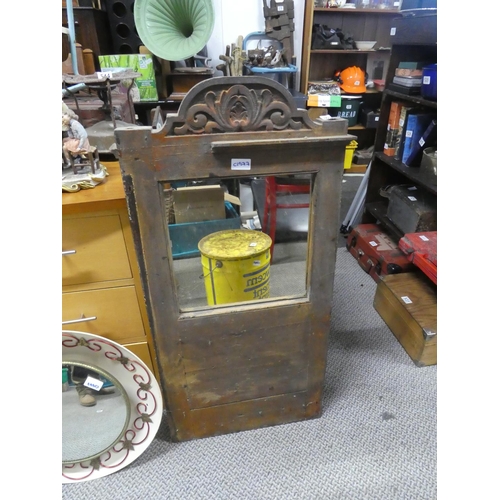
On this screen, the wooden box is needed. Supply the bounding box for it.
[373,272,436,367]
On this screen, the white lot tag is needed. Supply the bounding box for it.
[419,137,425,147]
[317,95,331,107]
[253,260,261,266]
[408,186,417,191]
[96,71,114,79]
[419,235,430,241]
[231,158,251,170]
[401,296,412,304]
[408,196,417,201]
[369,241,378,247]
[406,130,413,138]
[423,76,431,85]
[390,27,396,36]
[249,242,257,247]
[84,375,104,391]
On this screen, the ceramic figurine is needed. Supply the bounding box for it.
[62,113,91,167]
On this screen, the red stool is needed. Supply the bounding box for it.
[261,176,310,260]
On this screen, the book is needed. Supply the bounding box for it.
[394,105,417,161]
[398,61,426,70]
[405,119,437,166]
[383,101,404,156]
[395,68,423,77]
[393,76,423,87]
[401,113,434,166]
[387,83,422,96]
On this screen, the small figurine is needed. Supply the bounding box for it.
[62,112,91,168]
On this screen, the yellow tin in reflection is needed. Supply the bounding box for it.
[198,229,272,305]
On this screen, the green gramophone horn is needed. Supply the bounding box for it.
[134,0,215,61]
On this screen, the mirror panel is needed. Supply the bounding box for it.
[62,362,130,464]
[62,331,163,483]
[163,173,312,311]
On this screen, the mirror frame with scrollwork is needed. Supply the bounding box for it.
[62,330,163,483]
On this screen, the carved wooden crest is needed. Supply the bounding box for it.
[160,76,320,136]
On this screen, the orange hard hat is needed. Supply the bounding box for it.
[334,66,366,93]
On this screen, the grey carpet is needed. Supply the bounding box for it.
[62,247,437,500]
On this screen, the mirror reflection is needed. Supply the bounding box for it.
[62,362,130,464]
[163,173,312,311]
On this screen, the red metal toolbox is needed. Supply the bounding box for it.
[346,223,415,283]
[399,231,437,285]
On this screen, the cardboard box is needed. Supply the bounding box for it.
[173,186,226,224]
[168,202,241,259]
[98,54,158,102]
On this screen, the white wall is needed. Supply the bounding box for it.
[205,0,305,90]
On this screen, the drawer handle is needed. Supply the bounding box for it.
[62,250,76,256]
[62,315,97,325]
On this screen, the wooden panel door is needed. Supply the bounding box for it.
[115,76,355,441]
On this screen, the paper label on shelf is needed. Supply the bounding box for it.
[419,235,430,241]
[401,296,412,304]
[96,71,115,79]
[84,376,104,392]
[317,95,331,107]
[307,94,341,107]
[231,158,251,170]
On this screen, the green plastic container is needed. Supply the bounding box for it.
[333,95,363,127]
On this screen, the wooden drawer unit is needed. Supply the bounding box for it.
[62,286,145,343]
[62,213,132,287]
[62,163,159,379]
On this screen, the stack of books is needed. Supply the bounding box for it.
[389,62,426,95]
[383,100,437,166]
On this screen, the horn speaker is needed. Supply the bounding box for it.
[134,0,215,61]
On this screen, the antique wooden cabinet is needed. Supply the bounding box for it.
[62,162,159,379]
[115,76,355,441]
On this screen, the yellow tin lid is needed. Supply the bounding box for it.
[198,230,272,260]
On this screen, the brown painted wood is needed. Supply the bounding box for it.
[115,76,355,441]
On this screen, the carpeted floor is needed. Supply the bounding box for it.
[61,244,437,500]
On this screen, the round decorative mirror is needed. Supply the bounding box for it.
[62,361,130,464]
[62,331,163,483]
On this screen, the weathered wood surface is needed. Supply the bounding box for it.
[373,272,437,367]
[115,76,355,441]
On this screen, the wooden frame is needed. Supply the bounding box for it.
[115,76,355,441]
